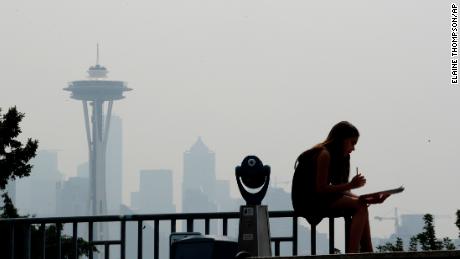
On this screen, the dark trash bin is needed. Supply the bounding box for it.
[170,234,238,259]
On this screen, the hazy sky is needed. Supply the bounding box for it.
[1,0,459,239]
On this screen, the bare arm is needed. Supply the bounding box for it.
[344,191,359,198]
[315,149,352,193]
[315,149,366,193]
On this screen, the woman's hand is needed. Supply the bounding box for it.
[360,192,391,204]
[349,173,366,189]
[373,193,391,203]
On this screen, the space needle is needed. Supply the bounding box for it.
[64,46,131,240]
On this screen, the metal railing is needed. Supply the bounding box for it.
[0,210,347,259]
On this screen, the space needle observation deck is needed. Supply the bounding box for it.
[64,53,131,243]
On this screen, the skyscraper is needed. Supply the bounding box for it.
[131,169,176,213]
[56,176,89,216]
[77,161,89,178]
[16,150,62,216]
[182,137,217,212]
[215,180,241,212]
[106,115,123,214]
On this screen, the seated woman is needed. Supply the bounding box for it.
[291,121,389,253]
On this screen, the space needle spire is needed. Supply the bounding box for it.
[96,43,100,65]
[64,46,131,243]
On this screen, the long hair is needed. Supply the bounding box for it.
[295,121,360,184]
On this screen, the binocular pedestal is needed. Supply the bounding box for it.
[238,205,272,257]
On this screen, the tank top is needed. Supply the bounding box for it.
[291,147,345,214]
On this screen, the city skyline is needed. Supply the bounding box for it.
[1,0,458,242]
[13,145,452,254]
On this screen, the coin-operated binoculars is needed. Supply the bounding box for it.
[235,156,271,257]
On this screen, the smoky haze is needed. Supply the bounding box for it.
[0,0,459,240]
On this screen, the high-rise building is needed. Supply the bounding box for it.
[77,161,89,178]
[182,137,217,212]
[374,213,425,250]
[56,176,89,216]
[397,214,424,237]
[106,115,123,214]
[131,169,175,213]
[16,150,62,216]
[215,180,241,211]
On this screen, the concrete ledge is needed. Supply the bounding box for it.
[250,250,460,259]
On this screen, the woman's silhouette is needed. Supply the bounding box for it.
[291,121,389,253]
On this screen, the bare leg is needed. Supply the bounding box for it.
[360,209,373,252]
[329,196,369,253]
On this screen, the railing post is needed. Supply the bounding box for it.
[88,221,94,259]
[104,244,110,259]
[186,218,193,232]
[154,220,160,259]
[9,223,15,259]
[222,217,228,236]
[138,220,143,259]
[274,241,280,256]
[170,219,176,233]
[120,219,126,259]
[25,223,32,259]
[73,222,78,259]
[329,217,335,254]
[205,218,210,235]
[41,223,46,259]
[56,224,62,259]
[311,224,316,255]
[292,216,298,256]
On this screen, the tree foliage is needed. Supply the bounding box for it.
[0,106,38,190]
[407,214,456,251]
[1,194,97,258]
[456,210,460,239]
[408,236,418,251]
[0,107,96,258]
[442,237,456,251]
[377,213,458,252]
[0,193,19,218]
[32,224,97,259]
[416,214,443,251]
[376,237,404,252]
